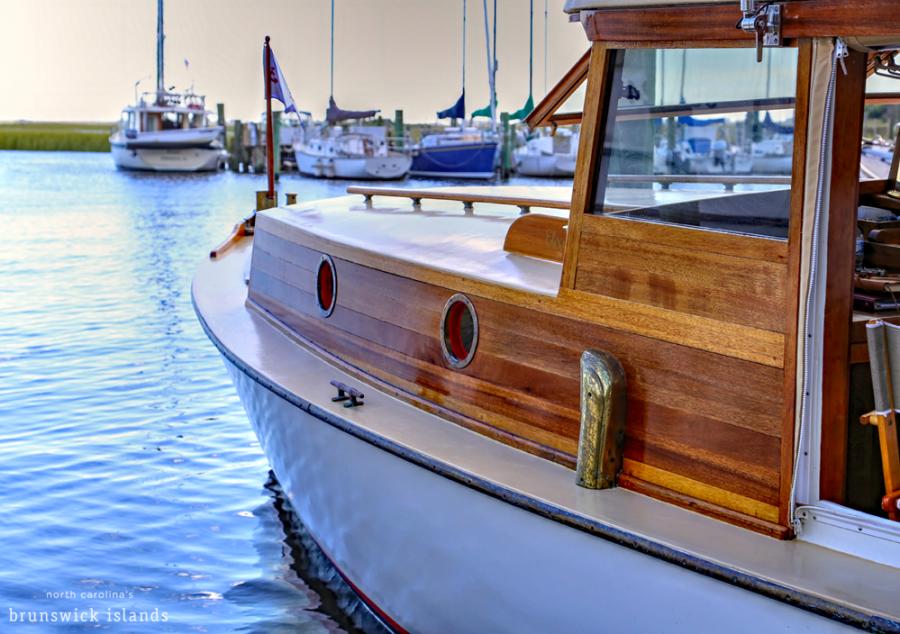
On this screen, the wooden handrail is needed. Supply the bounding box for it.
[346,186,571,214]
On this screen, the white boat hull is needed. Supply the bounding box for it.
[110,143,223,172]
[296,150,411,180]
[221,355,852,634]
[515,152,576,177]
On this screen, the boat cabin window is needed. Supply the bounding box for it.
[592,47,799,240]
[161,111,183,131]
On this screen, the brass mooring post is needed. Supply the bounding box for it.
[576,350,627,489]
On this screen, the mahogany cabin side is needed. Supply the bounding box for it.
[245,1,900,540]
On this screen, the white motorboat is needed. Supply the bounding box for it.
[515,129,579,177]
[110,0,224,172]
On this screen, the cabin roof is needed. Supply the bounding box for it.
[564,0,730,12]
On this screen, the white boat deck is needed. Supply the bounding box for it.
[261,186,571,296]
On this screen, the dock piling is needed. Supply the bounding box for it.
[500,112,512,180]
[393,110,405,149]
[272,111,282,181]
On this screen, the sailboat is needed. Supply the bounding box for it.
[515,0,579,178]
[294,0,411,180]
[409,0,499,179]
[109,0,224,172]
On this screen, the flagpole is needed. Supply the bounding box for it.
[264,35,275,201]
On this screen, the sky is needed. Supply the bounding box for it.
[0,0,588,124]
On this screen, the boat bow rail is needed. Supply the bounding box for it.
[346,186,571,216]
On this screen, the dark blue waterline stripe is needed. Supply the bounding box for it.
[193,292,899,634]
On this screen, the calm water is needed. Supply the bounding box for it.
[0,151,569,632]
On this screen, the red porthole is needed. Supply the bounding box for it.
[440,294,478,369]
[316,255,337,317]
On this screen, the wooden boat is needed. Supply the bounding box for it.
[194,1,900,630]
[110,0,224,172]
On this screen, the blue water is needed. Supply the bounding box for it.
[0,151,570,632]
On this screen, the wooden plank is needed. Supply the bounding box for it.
[620,459,780,523]
[618,471,790,538]
[820,50,868,504]
[778,39,812,527]
[585,214,788,262]
[562,43,609,289]
[525,48,590,130]
[502,214,567,262]
[576,217,789,332]
[580,0,900,42]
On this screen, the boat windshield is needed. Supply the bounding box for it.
[593,47,799,240]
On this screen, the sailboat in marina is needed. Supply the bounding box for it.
[409,0,499,179]
[109,0,224,172]
[294,0,412,180]
[515,0,580,178]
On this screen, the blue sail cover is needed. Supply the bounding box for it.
[677,115,726,127]
[762,112,794,134]
[437,92,465,119]
[326,96,379,124]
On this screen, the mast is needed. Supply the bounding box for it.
[482,0,496,125]
[462,0,466,100]
[492,0,497,124]
[543,0,548,96]
[330,0,335,100]
[264,36,275,200]
[156,0,165,95]
[528,0,533,101]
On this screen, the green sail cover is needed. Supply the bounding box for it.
[510,95,534,121]
[471,98,497,119]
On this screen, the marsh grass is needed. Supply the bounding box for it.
[0,122,113,152]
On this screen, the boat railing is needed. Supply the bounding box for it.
[346,186,570,215]
[347,175,790,216]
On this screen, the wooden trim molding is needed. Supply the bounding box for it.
[525,48,589,130]
[561,42,609,290]
[580,1,900,43]
[819,49,868,505]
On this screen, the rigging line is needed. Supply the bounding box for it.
[330,0,335,99]
[543,0,548,96]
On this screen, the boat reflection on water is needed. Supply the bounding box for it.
[233,474,387,634]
